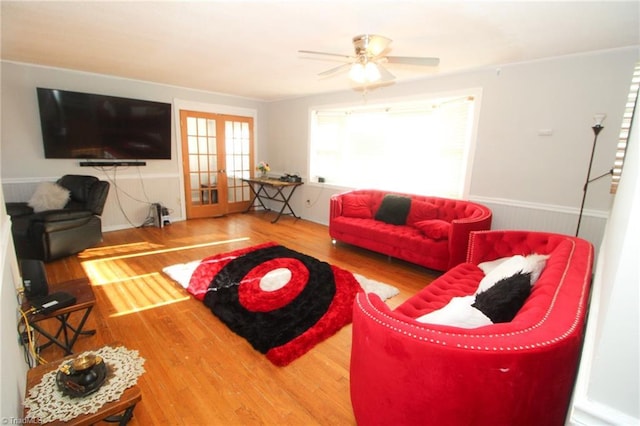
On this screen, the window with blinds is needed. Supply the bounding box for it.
[309,92,480,198]
[611,61,640,194]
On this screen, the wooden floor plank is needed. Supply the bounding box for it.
[35,213,439,425]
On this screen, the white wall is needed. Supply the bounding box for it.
[266,48,638,252]
[0,187,29,421]
[570,93,639,425]
[0,62,268,230]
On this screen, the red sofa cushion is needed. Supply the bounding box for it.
[341,194,372,219]
[330,216,450,269]
[412,219,451,240]
[406,200,438,225]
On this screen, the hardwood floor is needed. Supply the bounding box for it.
[39,212,439,425]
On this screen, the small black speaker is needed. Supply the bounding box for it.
[19,259,49,300]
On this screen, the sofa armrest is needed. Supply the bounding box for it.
[30,210,99,236]
[447,205,492,269]
[329,194,343,220]
[6,202,34,217]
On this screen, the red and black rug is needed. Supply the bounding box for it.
[164,242,397,366]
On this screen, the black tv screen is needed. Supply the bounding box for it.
[37,88,172,160]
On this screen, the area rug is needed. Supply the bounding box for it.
[163,242,398,366]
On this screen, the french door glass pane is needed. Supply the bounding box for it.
[207,119,216,136]
[198,137,207,153]
[197,118,207,135]
[186,117,197,135]
[187,136,197,152]
[189,155,198,170]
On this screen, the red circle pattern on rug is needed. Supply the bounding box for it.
[238,258,309,312]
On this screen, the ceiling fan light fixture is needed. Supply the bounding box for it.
[353,34,391,57]
[365,62,381,82]
[349,61,381,84]
[349,63,365,83]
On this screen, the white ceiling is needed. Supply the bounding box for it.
[2,1,639,101]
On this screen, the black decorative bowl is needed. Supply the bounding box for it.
[56,355,108,397]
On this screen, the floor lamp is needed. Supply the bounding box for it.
[576,114,613,237]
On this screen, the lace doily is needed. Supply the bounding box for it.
[24,345,146,423]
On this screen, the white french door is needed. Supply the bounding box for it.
[180,110,254,218]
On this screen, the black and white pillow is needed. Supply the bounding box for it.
[415,295,493,328]
[471,272,532,323]
[416,254,549,328]
[475,254,549,294]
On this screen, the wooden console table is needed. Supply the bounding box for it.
[243,178,303,223]
[22,278,96,360]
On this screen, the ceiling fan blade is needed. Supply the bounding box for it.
[386,56,440,67]
[318,63,351,77]
[298,50,353,61]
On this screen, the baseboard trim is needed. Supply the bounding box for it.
[569,398,639,426]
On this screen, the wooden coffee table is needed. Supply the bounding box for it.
[24,344,142,425]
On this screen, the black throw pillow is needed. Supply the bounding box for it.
[374,195,412,225]
[472,272,532,323]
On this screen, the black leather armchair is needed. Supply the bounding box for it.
[7,175,110,262]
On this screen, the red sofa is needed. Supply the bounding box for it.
[350,230,594,426]
[329,189,492,271]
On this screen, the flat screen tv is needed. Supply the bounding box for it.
[37,88,172,160]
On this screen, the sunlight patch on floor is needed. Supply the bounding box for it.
[78,241,165,259]
[80,237,250,317]
[88,270,190,318]
[80,237,250,262]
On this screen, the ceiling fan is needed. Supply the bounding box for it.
[299,34,440,85]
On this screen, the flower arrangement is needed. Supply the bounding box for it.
[256,161,270,176]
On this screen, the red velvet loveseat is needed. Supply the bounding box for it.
[329,189,492,271]
[350,230,594,426]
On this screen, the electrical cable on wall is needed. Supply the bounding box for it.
[304,180,326,208]
[17,308,46,367]
[95,164,164,228]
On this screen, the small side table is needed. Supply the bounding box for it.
[243,177,304,223]
[24,344,144,425]
[22,278,96,359]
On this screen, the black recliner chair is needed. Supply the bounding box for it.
[7,175,110,262]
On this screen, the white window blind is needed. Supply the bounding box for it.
[310,95,478,198]
[611,61,640,194]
